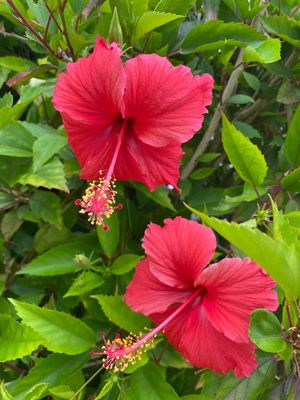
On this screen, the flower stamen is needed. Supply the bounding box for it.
[75,119,128,229]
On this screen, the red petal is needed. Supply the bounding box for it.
[124,54,213,147]
[151,302,258,378]
[143,218,216,289]
[61,113,120,180]
[196,258,278,343]
[123,259,191,315]
[53,36,124,125]
[115,132,183,191]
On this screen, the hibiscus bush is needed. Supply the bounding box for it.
[1,0,300,399]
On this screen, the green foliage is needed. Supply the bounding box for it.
[0,0,300,398]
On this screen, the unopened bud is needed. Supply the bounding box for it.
[108,7,123,46]
[74,254,91,269]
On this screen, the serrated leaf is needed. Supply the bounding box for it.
[185,205,300,300]
[244,38,281,64]
[222,114,267,186]
[134,11,183,42]
[32,134,67,172]
[249,309,286,352]
[11,353,88,400]
[9,299,96,355]
[111,254,143,275]
[284,104,300,166]
[29,190,63,229]
[48,385,75,399]
[93,295,150,333]
[0,314,44,362]
[23,383,48,400]
[64,271,104,297]
[281,167,300,192]
[0,122,34,158]
[261,15,300,48]
[18,156,69,192]
[181,21,265,54]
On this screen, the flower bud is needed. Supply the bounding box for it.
[74,254,91,269]
[108,7,123,46]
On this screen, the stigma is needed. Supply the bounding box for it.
[91,330,154,372]
[75,173,122,230]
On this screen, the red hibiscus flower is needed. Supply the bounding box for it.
[93,217,278,377]
[52,37,213,228]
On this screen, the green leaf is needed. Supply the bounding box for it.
[18,156,69,192]
[23,383,48,400]
[0,314,44,362]
[242,71,260,92]
[153,0,194,15]
[11,353,88,400]
[181,21,265,54]
[244,38,281,64]
[97,212,120,257]
[185,206,300,300]
[232,121,262,139]
[131,181,176,211]
[198,153,220,163]
[261,16,300,48]
[96,378,115,399]
[123,363,180,399]
[1,209,23,241]
[281,167,300,192]
[222,114,267,186]
[227,94,255,104]
[133,11,183,42]
[190,168,216,180]
[0,122,34,158]
[111,254,143,275]
[18,241,95,276]
[0,56,35,72]
[277,80,300,104]
[64,271,104,297]
[32,134,67,172]
[284,104,300,166]
[249,309,286,352]
[0,381,13,400]
[93,295,150,333]
[216,357,276,400]
[9,299,96,355]
[48,385,75,399]
[29,190,63,229]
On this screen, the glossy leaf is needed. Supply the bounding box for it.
[9,299,96,354]
[111,254,143,275]
[284,104,300,166]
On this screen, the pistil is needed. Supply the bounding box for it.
[75,119,128,230]
[91,289,202,371]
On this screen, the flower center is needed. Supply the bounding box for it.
[75,119,128,230]
[91,289,202,371]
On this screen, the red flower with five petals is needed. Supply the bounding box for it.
[53,38,213,228]
[119,217,277,377]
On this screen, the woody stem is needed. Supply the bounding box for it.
[124,289,202,356]
[102,119,128,190]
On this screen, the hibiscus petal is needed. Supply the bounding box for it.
[151,302,258,378]
[123,259,191,315]
[53,37,124,125]
[196,257,278,343]
[143,217,216,289]
[61,113,120,180]
[115,131,183,191]
[124,54,213,147]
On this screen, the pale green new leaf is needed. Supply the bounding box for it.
[222,114,267,186]
[185,205,300,300]
[64,271,104,297]
[244,38,281,64]
[9,299,96,355]
[0,314,44,362]
[111,254,143,275]
[0,381,12,400]
[133,11,183,42]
